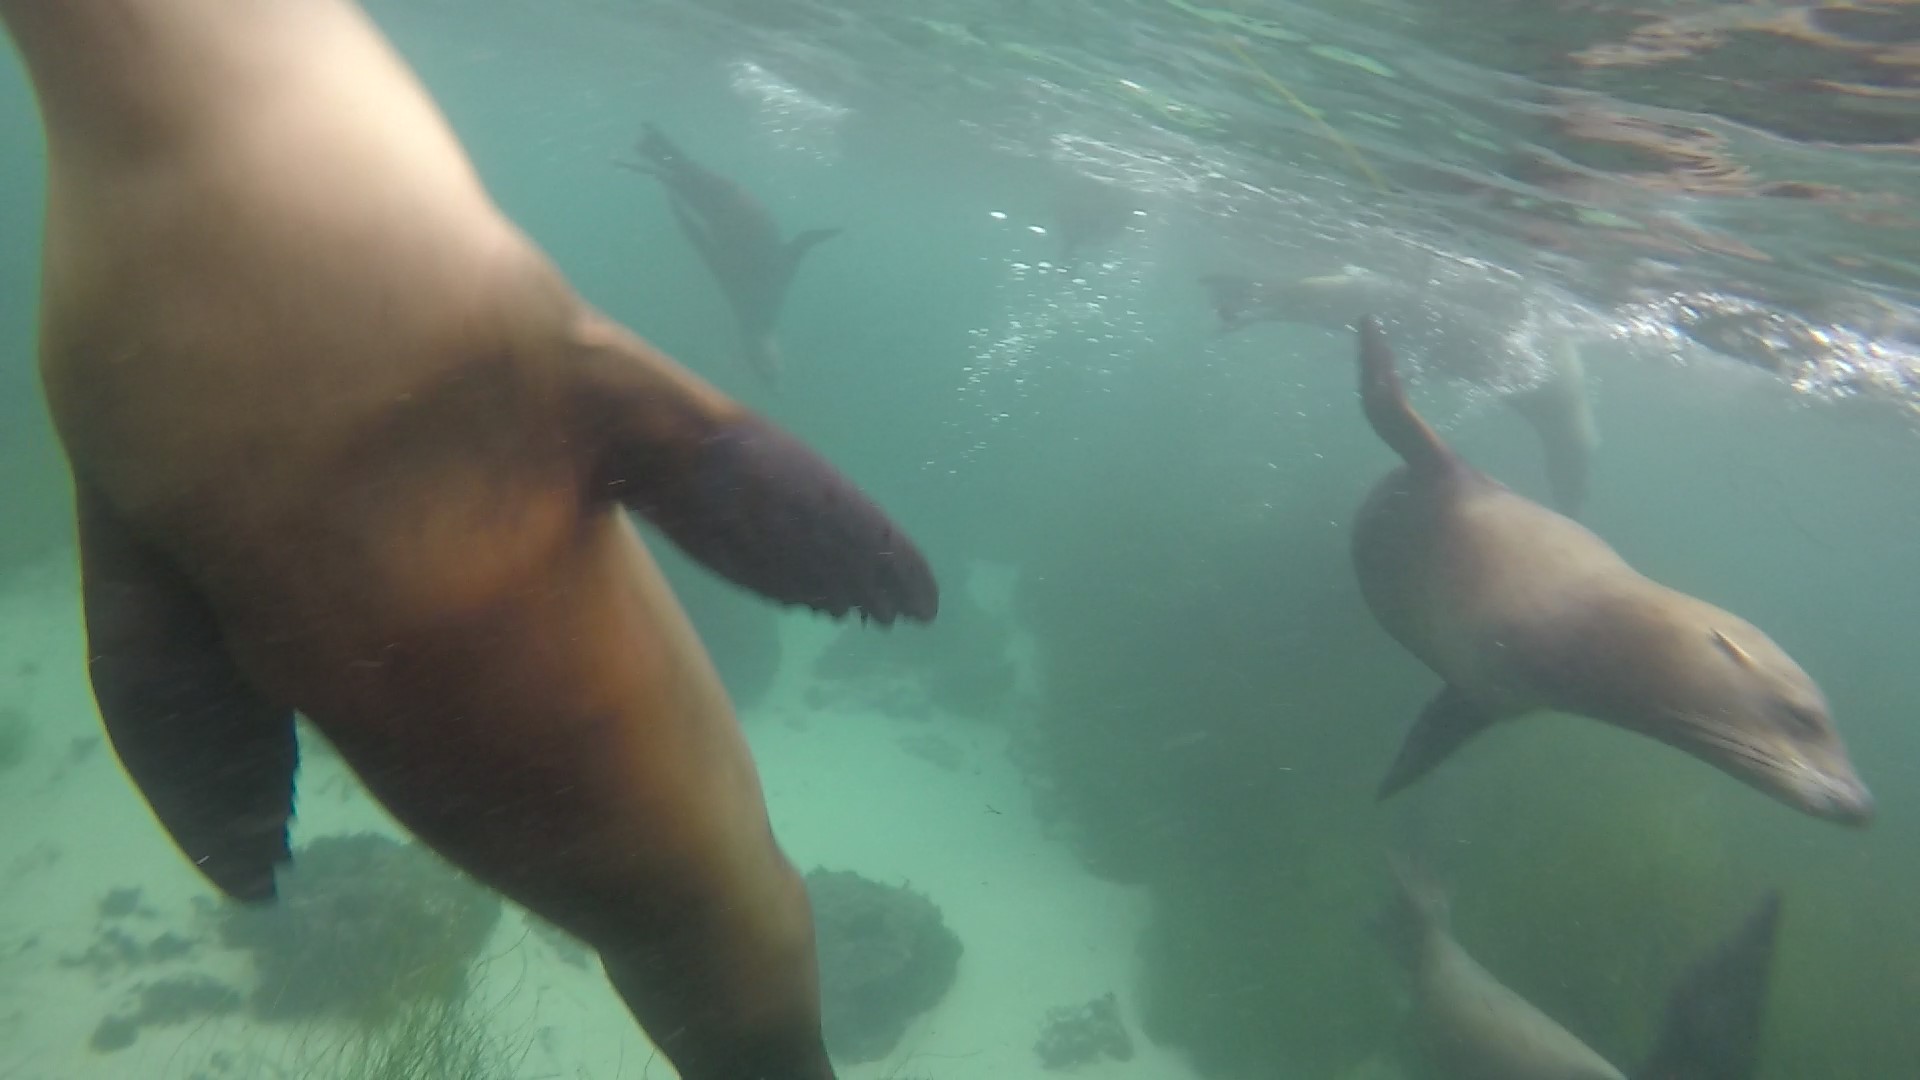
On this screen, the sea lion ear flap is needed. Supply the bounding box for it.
[1711,628,1757,669]
[567,313,940,626]
[1377,686,1504,800]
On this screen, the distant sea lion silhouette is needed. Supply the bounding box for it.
[1379,859,1783,1080]
[1050,174,1140,266]
[1349,317,1870,824]
[3,2,936,1078]
[625,123,842,387]
[1204,269,1596,515]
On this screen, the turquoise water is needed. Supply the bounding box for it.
[1,1,1918,1078]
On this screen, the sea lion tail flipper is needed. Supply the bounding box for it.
[570,314,939,625]
[1633,891,1783,1080]
[76,483,297,904]
[1357,316,1454,473]
[740,331,783,388]
[1377,685,1505,800]
[1504,340,1597,517]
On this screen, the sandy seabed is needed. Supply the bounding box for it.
[0,550,1204,1080]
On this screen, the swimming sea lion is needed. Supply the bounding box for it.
[1050,173,1140,266]
[1204,268,1596,515]
[1377,859,1627,1080]
[4,2,936,1078]
[626,123,842,387]
[1378,861,1783,1080]
[1349,317,1870,824]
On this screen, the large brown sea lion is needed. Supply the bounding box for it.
[1379,861,1783,1080]
[1349,317,1871,824]
[626,123,842,388]
[1204,268,1597,515]
[2,2,936,1078]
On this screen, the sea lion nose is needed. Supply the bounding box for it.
[1819,776,1875,827]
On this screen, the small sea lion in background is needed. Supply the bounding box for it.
[1203,269,1596,515]
[1377,859,1627,1080]
[626,123,842,387]
[4,1,937,1078]
[1050,173,1140,266]
[1378,861,1784,1080]
[1349,318,1871,824]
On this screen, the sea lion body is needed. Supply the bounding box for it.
[6,2,936,1077]
[1377,862,1784,1080]
[630,124,840,386]
[1206,268,1596,514]
[1349,318,1869,824]
[1381,864,1625,1080]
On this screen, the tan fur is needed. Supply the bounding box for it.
[5,2,939,1076]
[1351,319,1869,824]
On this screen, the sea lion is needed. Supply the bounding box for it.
[1378,860,1628,1080]
[1204,268,1596,515]
[1050,173,1140,266]
[3,2,937,1078]
[1349,317,1871,824]
[1378,861,1783,1080]
[625,123,842,387]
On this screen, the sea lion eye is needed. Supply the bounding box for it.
[1779,702,1824,736]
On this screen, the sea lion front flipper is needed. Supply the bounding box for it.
[1377,685,1508,799]
[1357,316,1456,474]
[784,227,843,267]
[1634,891,1783,1080]
[570,315,939,624]
[668,199,722,267]
[76,483,297,903]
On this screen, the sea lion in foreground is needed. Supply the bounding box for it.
[626,123,842,387]
[4,2,936,1078]
[1205,269,1596,515]
[1379,861,1783,1080]
[1349,318,1871,824]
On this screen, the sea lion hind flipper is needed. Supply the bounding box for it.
[1376,685,1506,800]
[1633,891,1783,1080]
[571,318,940,624]
[76,485,297,903]
[1356,316,1454,474]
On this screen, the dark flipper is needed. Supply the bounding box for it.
[1634,891,1783,1080]
[76,483,297,902]
[1377,685,1507,800]
[667,198,724,272]
[1357,316,1455,475]
[570,314,939,624]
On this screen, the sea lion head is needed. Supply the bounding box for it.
[1647,614,1871,826]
